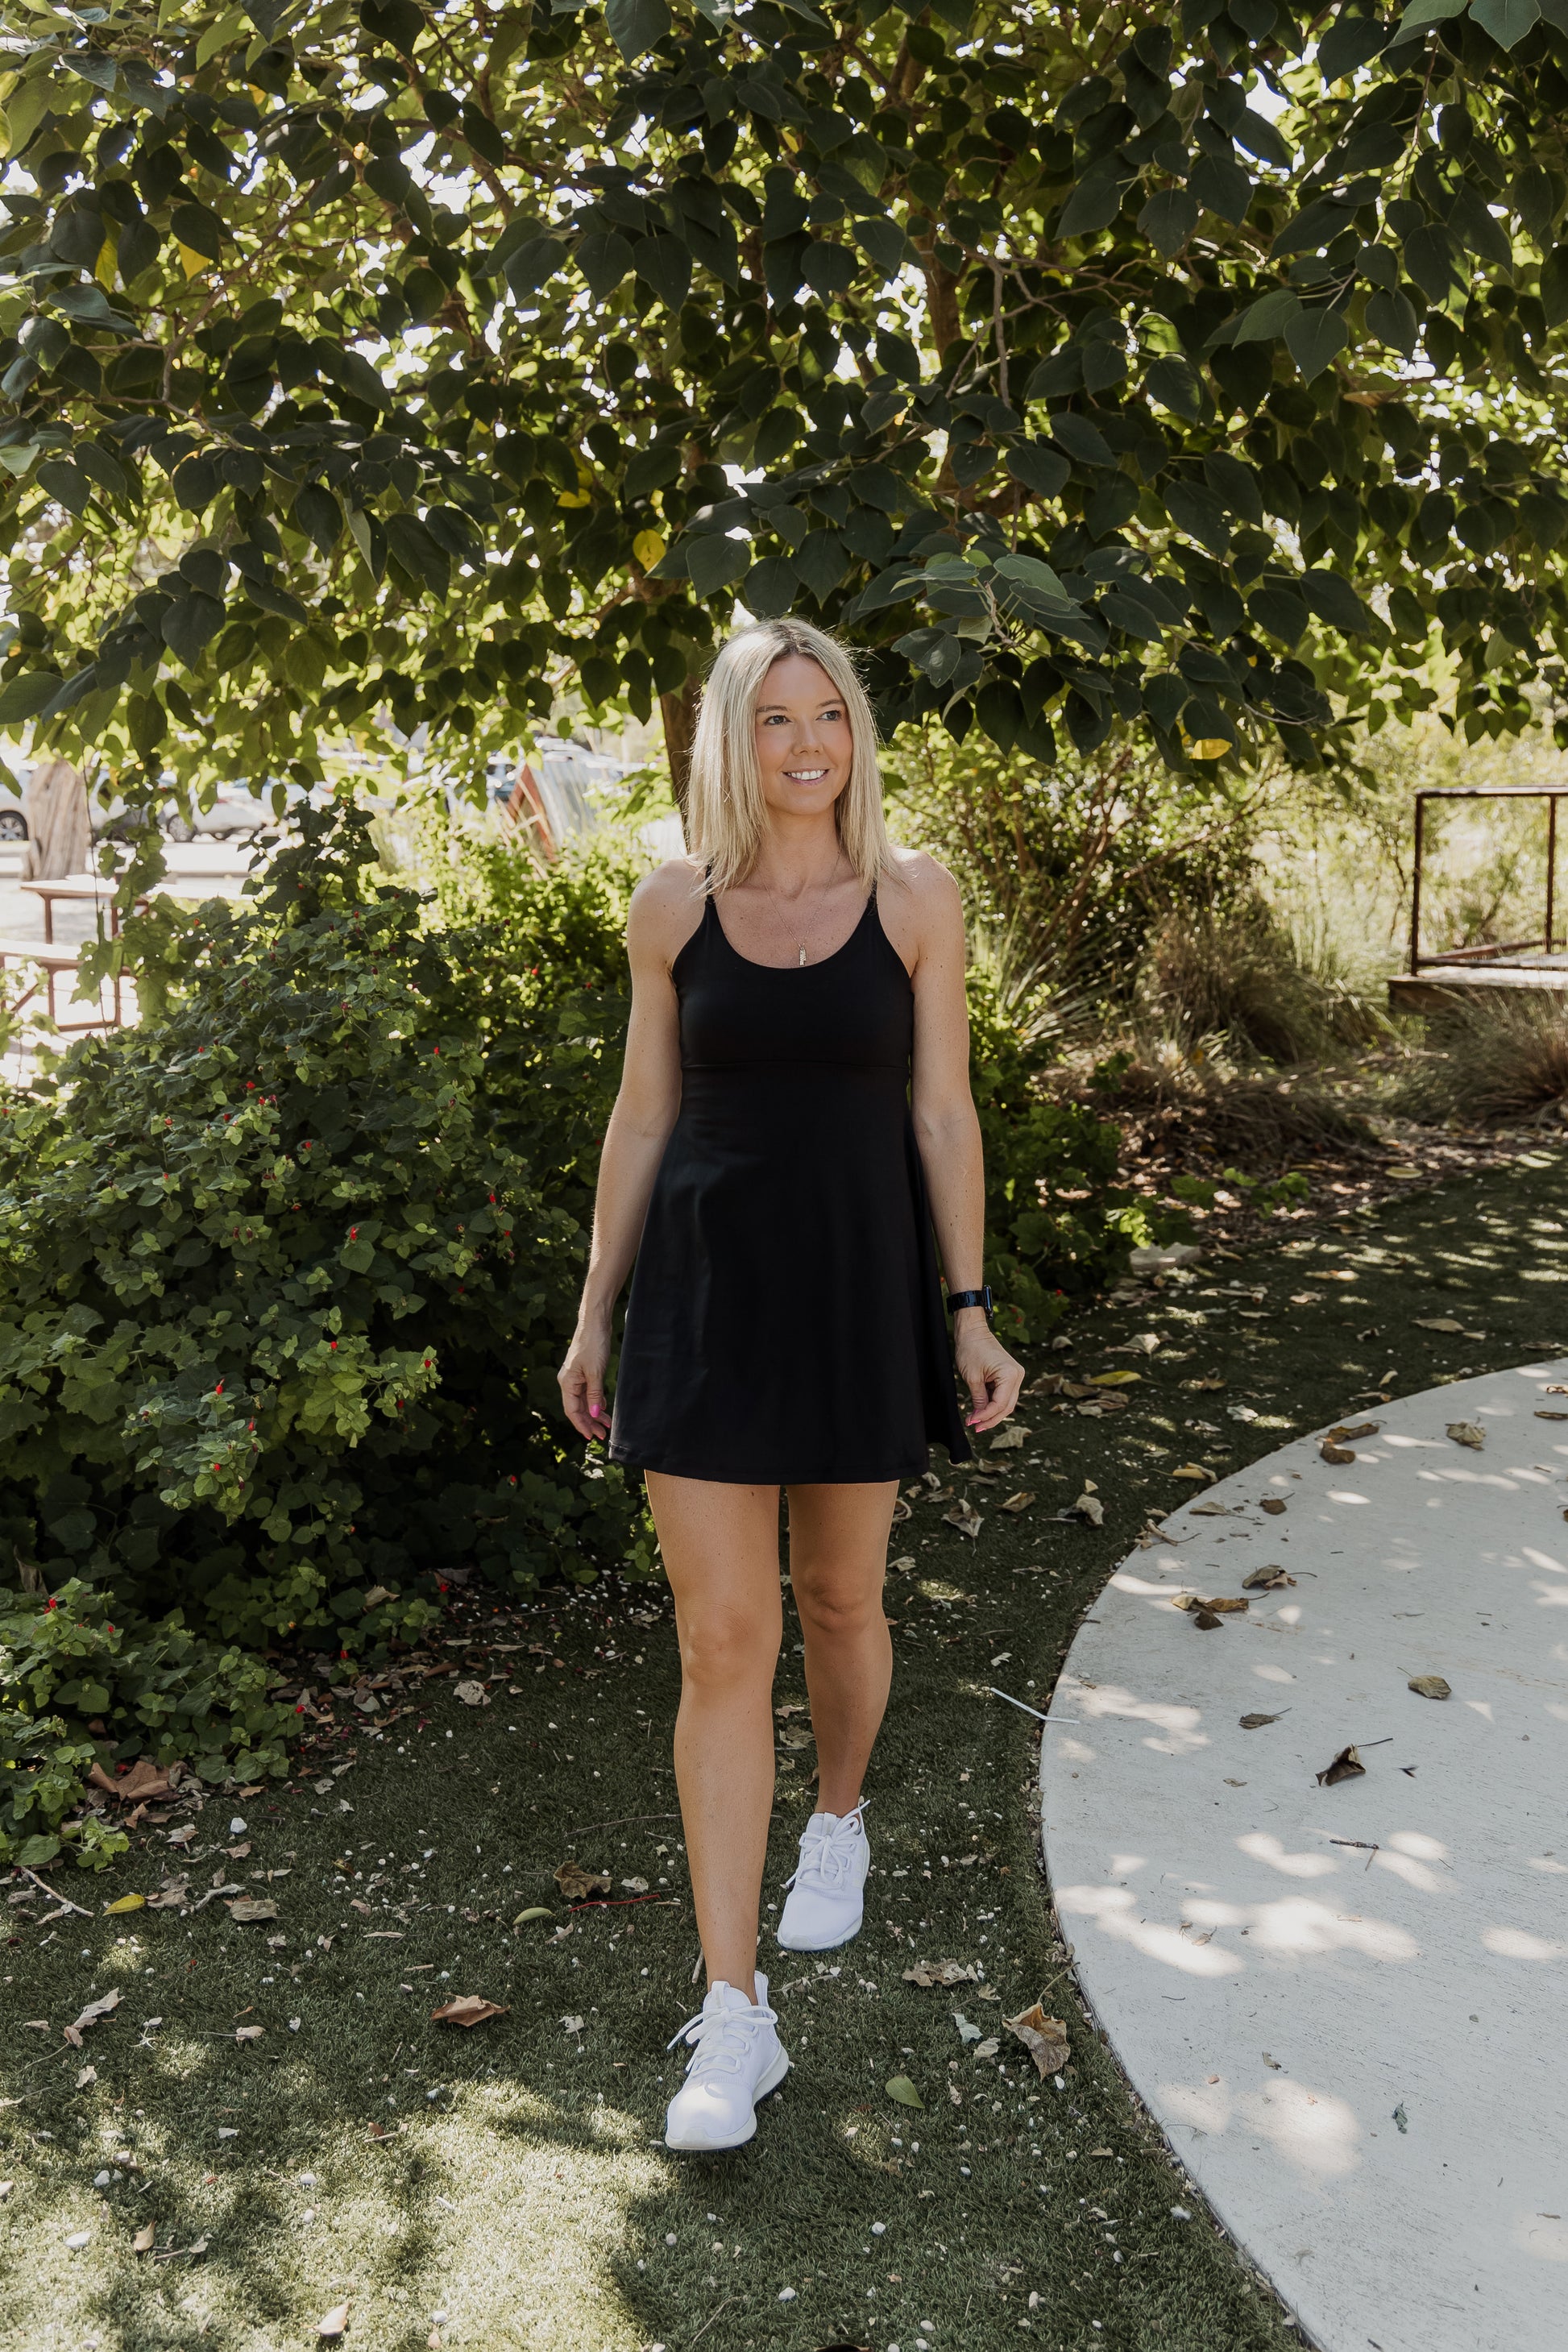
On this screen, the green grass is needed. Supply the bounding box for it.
[2,1147,1562,2352]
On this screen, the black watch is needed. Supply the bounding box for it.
[948,1286,993,1317]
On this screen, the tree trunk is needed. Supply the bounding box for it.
[24,759,90,880]
[660,677,699,836]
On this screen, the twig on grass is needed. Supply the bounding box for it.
[564,1811,680,1836]
[16,1866,91,1917]
[689,2295,736,2345]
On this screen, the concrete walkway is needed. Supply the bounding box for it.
[1041,1363,1568,2352]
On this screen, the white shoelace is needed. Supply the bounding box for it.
[666,1992,778,2078]
[784,1802,868,1894]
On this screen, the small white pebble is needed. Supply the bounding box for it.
[217,2127,239,2141]
[664,2231,677,2246]
[229,1817,247,1835]
[64,2231,92,2250]
[288,2017,301,2032]
[777,2287,796,2302]
[297,2172,316,2188]
[871,2219,886,2235]
[1172,2205,1192,2220]
[93,2170,111,2188]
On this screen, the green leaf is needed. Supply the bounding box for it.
[1367,286,1419,355]
[802,241,858,297]
[161,594,226,669]
[633,234,692,311]
[1047,413,1114,469]
[36,458,92,518]
[742,556,799,616]
[1318,10,1394,79]
[504,237,566,298]
[1057,163,1135,239]
[170,201,224,263]
[1392,0,1470,35]
[1234,288,1302,342]
[1402,222,1459,305]
[991,553,1081,612]
[1139,188,1199,257]
[1164,479,1232,554]
[1006,442,1071,497]
[0,671,64,724]
[686,533,752,596]
[886,2074,925,2109]
[1298,569,1373,633]
[577,230,633,301]
[386,513,451,599]
[1144,355,1203,419]
[1189,151,1255,226]
[1471,0,1540,39]
[604,0,671,57]
[1249,587,1310,644]
[854,216,911,278]
[1541,243,1568,326]
[293,483,343,554]
[1284,307,1350,380]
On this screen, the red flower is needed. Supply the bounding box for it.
[44,1597,57,1611]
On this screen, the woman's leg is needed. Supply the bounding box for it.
[785,1481,899,1815]
[645,1471,784,2002]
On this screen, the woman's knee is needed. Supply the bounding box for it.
[792,1575,884,1641]
[676,1602,780,1688]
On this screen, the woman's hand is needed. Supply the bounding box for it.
[558,1317,612,1445]
[954,1309,1024,1437]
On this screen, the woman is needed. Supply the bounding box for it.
[558,617,1022,2151]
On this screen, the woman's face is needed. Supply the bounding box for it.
[751,653,853,823]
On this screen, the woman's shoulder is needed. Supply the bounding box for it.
[881,844,963,917]
[628,855,708,964]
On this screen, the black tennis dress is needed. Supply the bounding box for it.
[608,885,972,1485]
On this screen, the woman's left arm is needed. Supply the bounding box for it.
[901,857,1023,1436]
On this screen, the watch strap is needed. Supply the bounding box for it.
[948,1286,993,1316]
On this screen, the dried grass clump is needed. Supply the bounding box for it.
[1400,996,1568,1126]
[1143,899,1383,1066]
[1052,1030,1379,1164]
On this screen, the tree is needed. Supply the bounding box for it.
[3,0,1568,873]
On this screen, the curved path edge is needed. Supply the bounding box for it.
[1039,1361,1568,2352]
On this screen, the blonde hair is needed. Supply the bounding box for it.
[685,618,892,898]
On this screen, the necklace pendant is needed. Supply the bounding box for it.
[798,944,807,966]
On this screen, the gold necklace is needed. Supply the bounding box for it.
[759,848,845,966]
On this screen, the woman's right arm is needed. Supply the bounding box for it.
[558,865,695,1442]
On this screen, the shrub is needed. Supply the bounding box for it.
[966,966,1159,1339]
[0,808,649,1864]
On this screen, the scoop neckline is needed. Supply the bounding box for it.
[707,889,877,973]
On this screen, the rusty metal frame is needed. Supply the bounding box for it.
[1409,783,1568,974]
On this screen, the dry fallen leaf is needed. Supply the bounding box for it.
[1003,2004,1070,2079]
[132,2221,156,2254]
[1171,1463,1213,1483]
[1535,1409,1568,1422]
[226,1898,277,1924]
[943,1504,982,1537]
[1242,1566,1295,1591]
[1173,1594,1247,1615]
[1320,1441,1356,1465]
[1069,1488,1103,1527]
[902,1959,978,1989]
[145,1876,189,1910]
[1187,1376,1226,1392]
[1239,1711,1286,1729]
[1415,1317,1464,1333]
[317,2301,351,2341]
[554,1860,611,1902]
[453,1679,489,1707]
[999,1490,1035,1515]
[1317,1744,1366,1788]
[1446,1421,1485,1450]
[103,1894,145,1914]
[430,1996,510,2028]
[235,2025,265,2043]
[63,1987,121,2047]
[1091,1368,1140,1387]
[973,2035,1000,2059]
[888,1553,915,1572]
[989,1424,1028,1450]
[1259,1498,1287,1516]
[778,1725,814,1750]
[87,1759,172,1806]
[74,2064,96,2089]
[1327,1421,1380,1443]
[1408,1674,1452,1700]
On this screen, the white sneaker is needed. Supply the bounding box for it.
[663,1975,790,2152]
[777,1804,870,1952]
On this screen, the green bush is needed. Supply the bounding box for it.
[0,808,649,1865]
[965,968,1157,1342]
